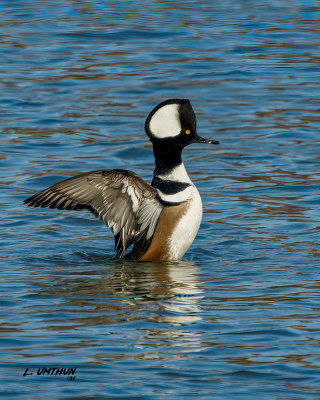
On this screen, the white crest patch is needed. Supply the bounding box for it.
[149,103,181,139]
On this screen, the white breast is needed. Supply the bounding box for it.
[167,185,203,259]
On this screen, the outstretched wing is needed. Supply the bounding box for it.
[24,169,164,257]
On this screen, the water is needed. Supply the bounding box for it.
[1,1,320,398]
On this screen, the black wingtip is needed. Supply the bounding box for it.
[24,195,35,206]
[24,192,51,208]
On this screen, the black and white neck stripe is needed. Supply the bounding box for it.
[151,163,193,205]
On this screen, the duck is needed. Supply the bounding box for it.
[24,99,219,261]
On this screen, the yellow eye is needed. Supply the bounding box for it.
[185,130,191,134]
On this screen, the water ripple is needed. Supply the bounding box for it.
[1,1,320,399]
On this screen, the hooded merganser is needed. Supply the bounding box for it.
[24,99,219,261]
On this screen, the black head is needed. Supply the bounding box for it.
[145,99,219,148]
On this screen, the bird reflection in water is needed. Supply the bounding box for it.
[35,258,204,328]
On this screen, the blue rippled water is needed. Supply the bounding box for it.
[1,1,320,399]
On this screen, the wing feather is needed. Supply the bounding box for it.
[25,169,164,257]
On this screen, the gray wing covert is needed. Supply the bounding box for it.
[24,169,164,257]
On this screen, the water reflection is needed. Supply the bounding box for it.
[33,259,203,329]
[2,1,320,398]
